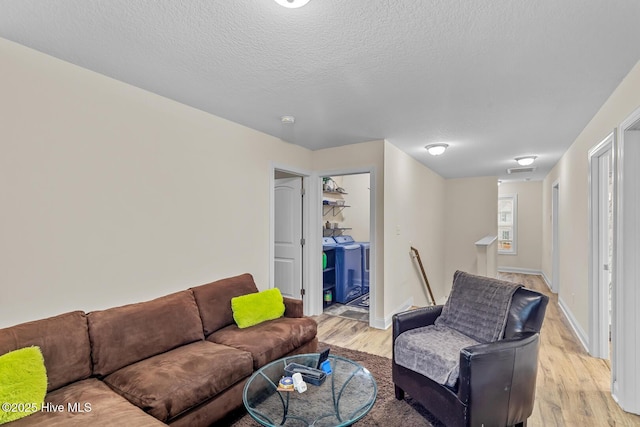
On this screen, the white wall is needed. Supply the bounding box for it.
[0,38,312,327]
[340,173,370,241]
[542,60,640,338]
[444,177,498,296]
[0,36,531,331]
[383,143,446,310]
[498,181,543,272]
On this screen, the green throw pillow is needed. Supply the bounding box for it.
[232,288,286,329]
[0,346,48,425]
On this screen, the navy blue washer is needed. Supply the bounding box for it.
[334,236,369,295]
[326,236,362,304]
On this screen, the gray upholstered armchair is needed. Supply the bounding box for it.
[392,271,548,427]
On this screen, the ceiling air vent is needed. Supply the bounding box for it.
[507,166,537,174]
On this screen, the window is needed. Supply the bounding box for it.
[498,194,517,254]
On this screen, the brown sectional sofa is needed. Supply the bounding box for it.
[0,273,318,426]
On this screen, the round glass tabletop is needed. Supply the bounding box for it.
[243,353,377,426]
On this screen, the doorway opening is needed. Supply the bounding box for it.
[588,132,614,360]
[320,173,371,324]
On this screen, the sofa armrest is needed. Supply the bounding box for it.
[392,305,443,341]
[458,332,540,424]
[283,297,303,318]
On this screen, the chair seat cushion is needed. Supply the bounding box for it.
[4,378,165,427]
[103,341,253,422]
[394,324,480,388]
[208,317,317,369]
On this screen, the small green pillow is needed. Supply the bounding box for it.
[0,346,48,425]
[232,288,286,329]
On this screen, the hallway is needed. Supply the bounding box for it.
[315,273,640,426]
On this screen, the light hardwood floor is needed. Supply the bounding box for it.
[313,273,640,426]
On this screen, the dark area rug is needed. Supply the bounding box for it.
[220,343,444,426]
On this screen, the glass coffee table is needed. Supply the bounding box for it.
[243,353,377,426]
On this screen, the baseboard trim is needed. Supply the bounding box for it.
[558,296,589,353]
[373,296,414,330]
[540,272,553,291]
[497,266,543,276]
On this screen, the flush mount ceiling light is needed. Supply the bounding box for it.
[280,115,295,124]
[425,143,449,156]
[274,0,310,8]
[515,156,537,166]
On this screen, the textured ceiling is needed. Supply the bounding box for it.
[1,0,640,180]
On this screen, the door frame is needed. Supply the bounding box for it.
[316,167,377,327]
[588,131,615,359]
[269,163,316,315]
[551,181,560,293]
[612,107,640,413]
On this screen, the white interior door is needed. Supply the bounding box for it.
[274,177,303,299]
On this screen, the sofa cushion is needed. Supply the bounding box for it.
[283,297,304,318]
[4,378,166,427]
[102,341,253,423]
[231,288,285,328]
[208,317,318,369]
[191,273,259,335]
[88,290,204,377]
[0,311,92,392]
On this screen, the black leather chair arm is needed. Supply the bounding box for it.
[392,305,443,341]
[457,332,541,426]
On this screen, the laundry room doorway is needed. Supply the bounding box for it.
[320,173,372,325]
